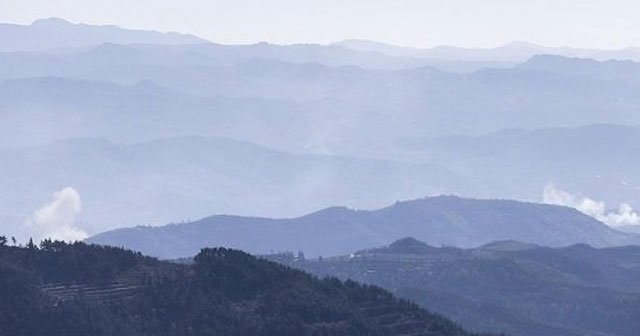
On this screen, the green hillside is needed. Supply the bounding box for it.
[0,239,487,336]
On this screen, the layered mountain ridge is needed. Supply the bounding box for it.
[87,196,640,259]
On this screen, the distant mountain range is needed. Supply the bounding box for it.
[3,18,640,62]
[2,18,640,241]
[3,54,640,151]
[400,124,640,211]
[3,19,640,153]
[87,196,640,259]
[0,137,462,239]
[335,39,640,62]
[519,54,640,85]
[281,237,640,336]
[4,125,640,242]
[0,18,206,52]
[0,18,503,72]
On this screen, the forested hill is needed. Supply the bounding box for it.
[278,238,640,336]
[0,240,487,336]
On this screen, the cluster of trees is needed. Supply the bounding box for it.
[0,235,17,247]
[1,238,157,284]
[0,239,485,336]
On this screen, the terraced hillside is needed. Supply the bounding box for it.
[0,240,489,336]
[41,282,140,304]
[277,238,640,336]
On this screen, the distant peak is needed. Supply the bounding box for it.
[304,206,355,218]
[386,237,435,254]
[31,17,74,27]
[390,237,427,247]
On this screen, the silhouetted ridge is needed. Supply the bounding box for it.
[0,241,485,336]
[0,17,207,52]
[386,237,436,254]
[301,206,360,219]
[31,17,74,27]
[89,196,640,259]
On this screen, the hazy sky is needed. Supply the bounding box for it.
[1,0,639,48]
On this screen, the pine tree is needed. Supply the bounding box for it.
[27,238,37,250]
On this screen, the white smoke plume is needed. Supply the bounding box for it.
[543,184,640,227]
[26,187,88,242]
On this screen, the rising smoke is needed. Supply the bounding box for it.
[25,187,88,242]
[543,184,640,227]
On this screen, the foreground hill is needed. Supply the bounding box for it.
[0,240,483,336]
[278,238,640,336]
[87,196,640,259]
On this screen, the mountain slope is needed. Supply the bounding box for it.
[0,137,462,240]
[280,238,640,336]
[0,240,483,336]
[401,124,640,211]
[4,54,640,152]
[618,225,640,234]
[87,196,640,259]
[0,76,310,147]
[0,18,206,52]
[519,55,640,85]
